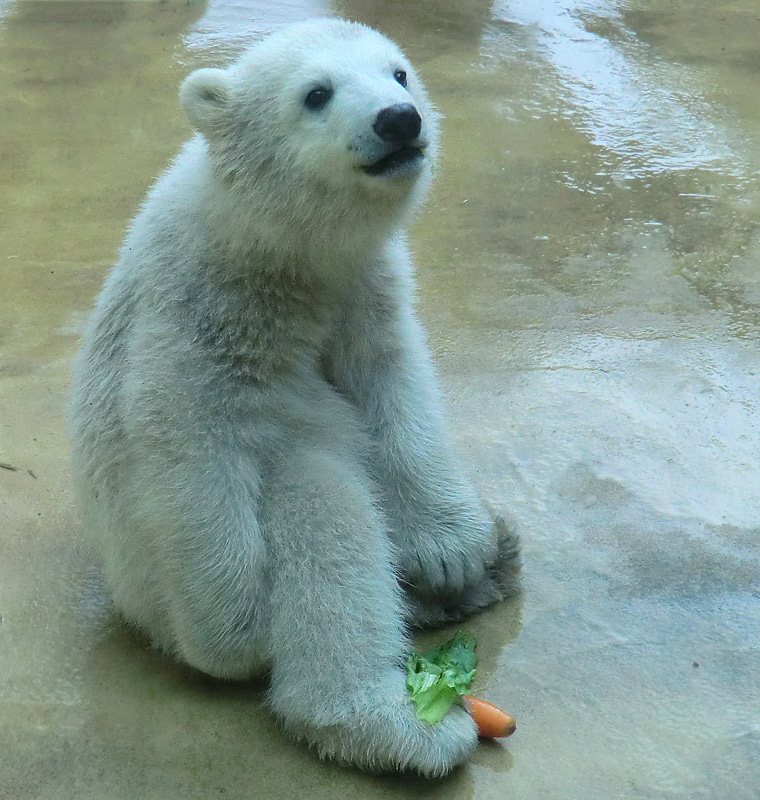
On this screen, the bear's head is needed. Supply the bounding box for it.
[179,19,439,243]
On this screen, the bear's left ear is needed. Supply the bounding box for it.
[180,68,230,136]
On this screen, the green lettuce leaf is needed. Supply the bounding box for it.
[406,631,478,723]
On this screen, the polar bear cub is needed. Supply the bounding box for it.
[69,18,519,776]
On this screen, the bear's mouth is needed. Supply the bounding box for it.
[363,146,424,177]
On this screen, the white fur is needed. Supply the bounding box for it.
[69,18,519,776]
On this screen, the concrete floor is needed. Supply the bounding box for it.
[1,1,759,798]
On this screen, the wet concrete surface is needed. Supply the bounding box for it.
[1,1,759,798]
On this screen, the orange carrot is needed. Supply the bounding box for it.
[461,694,516,738]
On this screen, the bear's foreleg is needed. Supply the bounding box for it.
[326,252,517,610]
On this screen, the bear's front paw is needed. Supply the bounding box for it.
[403,517,522,628]
[401,515,511,599]
[402,540,484,599]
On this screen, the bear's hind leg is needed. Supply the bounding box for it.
[111,446,271,682]
[260,446,478,776]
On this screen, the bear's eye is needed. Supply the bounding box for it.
[394,69,407,88]
[304,87,332,111]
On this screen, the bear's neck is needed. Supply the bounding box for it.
[201,161,417,285]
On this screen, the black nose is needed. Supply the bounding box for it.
[373,103,422,144]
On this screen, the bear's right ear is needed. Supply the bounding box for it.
[179,68,230,136]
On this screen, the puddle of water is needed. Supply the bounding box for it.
[488,0,749,177]
[181,0,331,61]
[1,1,759,798]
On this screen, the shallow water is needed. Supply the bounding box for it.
[1,1,759,798]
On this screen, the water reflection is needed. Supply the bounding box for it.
[182,0,331,62]
[488,0,745,177]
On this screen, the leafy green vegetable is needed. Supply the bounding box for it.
[406,631,478,723]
